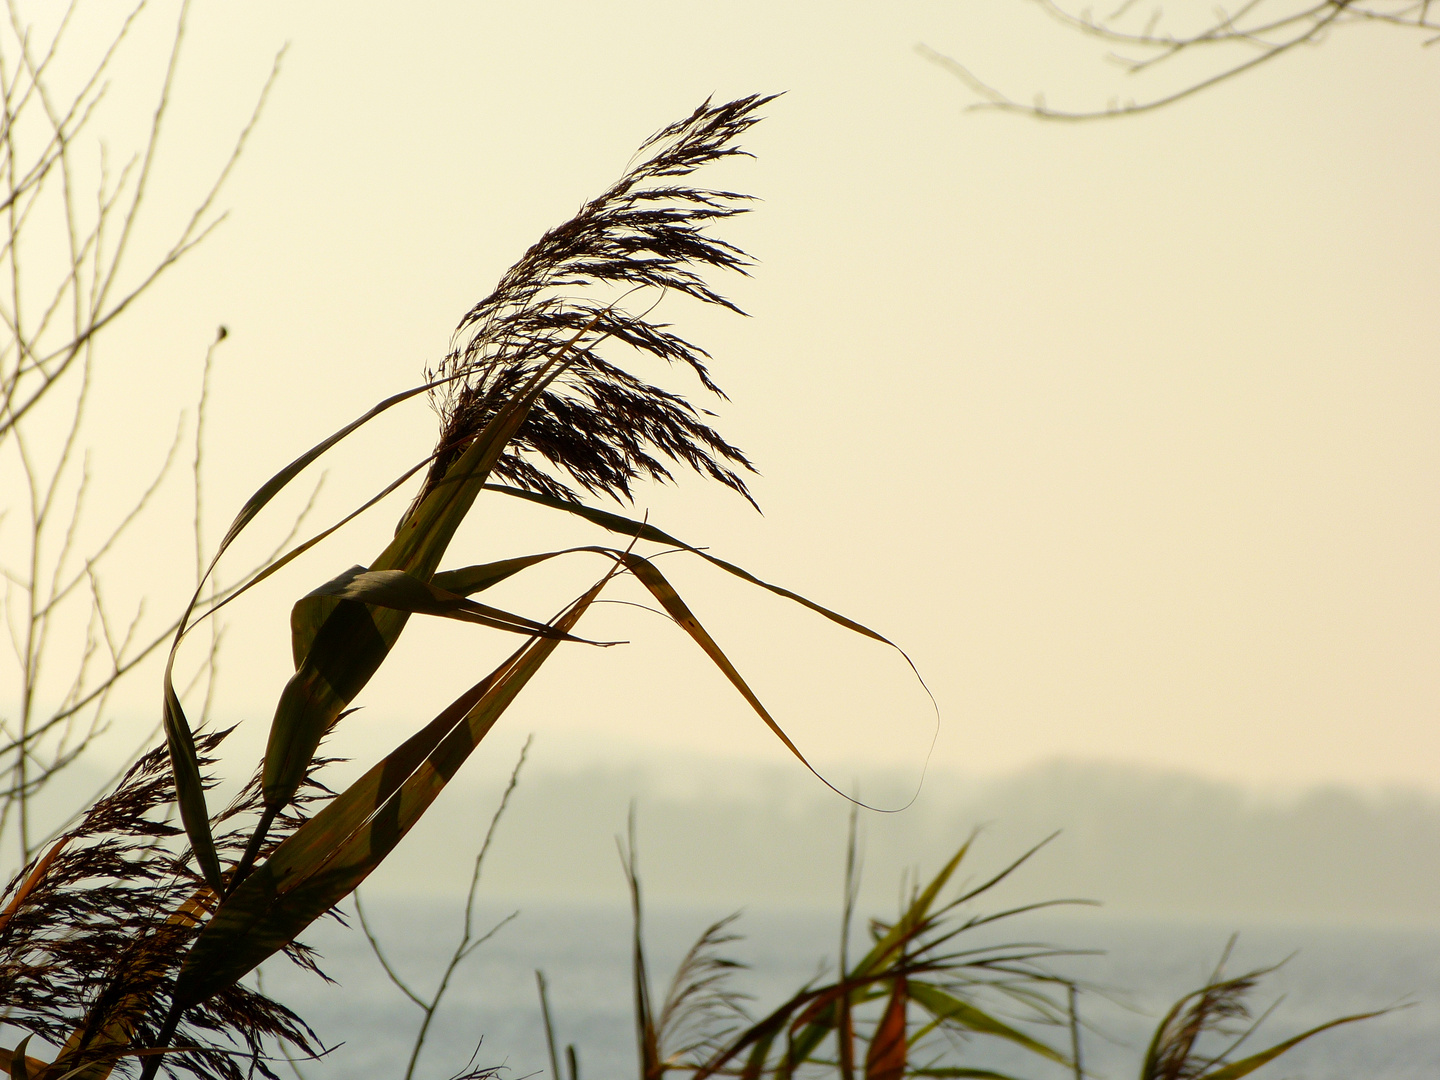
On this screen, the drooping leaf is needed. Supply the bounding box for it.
[486,484,909,649]
[1196,1009,1392,1080]
[619,552,929,819]
[618,553,819,774]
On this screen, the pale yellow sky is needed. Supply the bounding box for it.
[21,1,1440,798]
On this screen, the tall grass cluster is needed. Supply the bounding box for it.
[0,10,1397,1077]
[1,91,944,1080]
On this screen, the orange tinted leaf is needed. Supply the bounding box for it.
[865,978,908,1080]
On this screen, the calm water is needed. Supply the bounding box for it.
[258,899,1440,1080]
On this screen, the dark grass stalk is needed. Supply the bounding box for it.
[536,971,582,1080]
[537,971,562,1080]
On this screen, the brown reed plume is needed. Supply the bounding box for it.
[0,91,927,1080]
[418,95,774,512]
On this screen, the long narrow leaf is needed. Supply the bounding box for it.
[619,553,818,774]
[289,548,615,666]
[848,841,972,980]
[776,842,977,1075]
[621,552,928,814]
[486,485,907,648]
[906,982,1067,1066]
[8,1037,31,1080]
[161,682,223,891]
[865,979,908,1080]
[1199,1009,1393,1080]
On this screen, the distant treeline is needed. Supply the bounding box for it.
[370,756,1440,925]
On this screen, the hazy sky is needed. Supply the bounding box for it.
[21,1,1440,799]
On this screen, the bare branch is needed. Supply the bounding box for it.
[925,1,1440,120]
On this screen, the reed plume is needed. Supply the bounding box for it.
[419,94,774,512]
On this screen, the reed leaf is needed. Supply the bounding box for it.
[1139,952,1395,1080]
[1196,1010,1391,1080]
[291,548,598,666]
[693,834,1074,1080]
[259,97,776,819]
[8,1037,30,1080]
[864,979,908,1080]
[906,983,1067,1065]
[484,484,909,648]
[260,391,543,815]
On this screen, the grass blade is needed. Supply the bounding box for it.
[620,553,924,814]
[160,377,452,885]
[864,979,907,1080]
[161,681,224,892]
[906,982,1067,1066]
[486,485,905,647]
[9,1037,31,1080]
[537,971,562,1080]
[1197,1009,1393,1080]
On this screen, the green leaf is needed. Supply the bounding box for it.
[847,841,972,981]
[10,1036,30,1080]
[173,578,606,1007]
[759,842,978,1074]
[161,678,224,892]
[1198,1009,1392,1080]
[906,982,1067,1066]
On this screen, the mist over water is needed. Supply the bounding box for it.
[367,753,1440,926]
